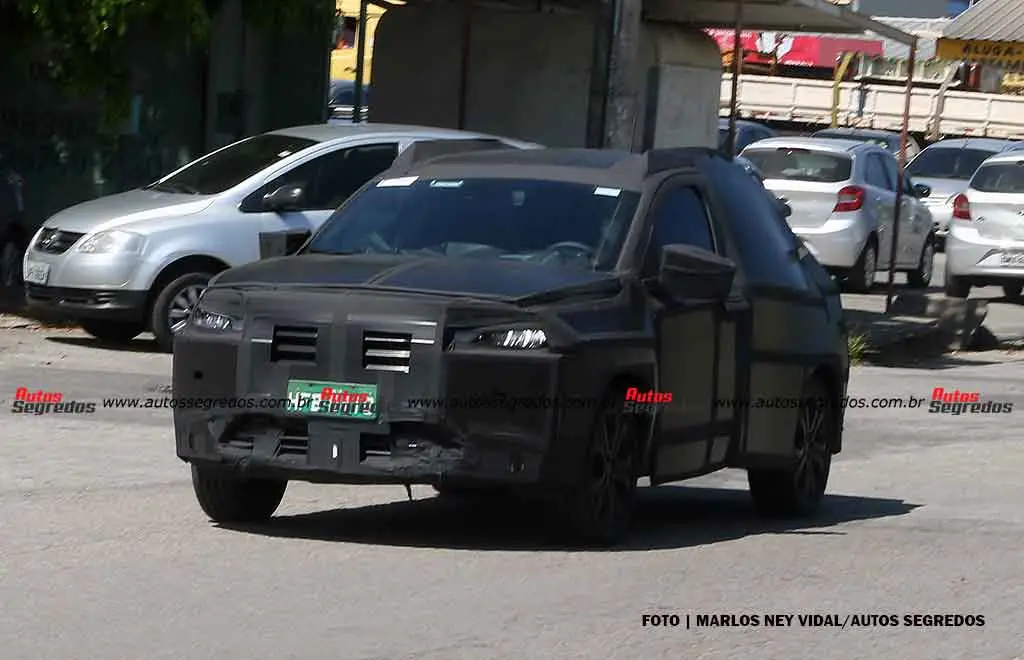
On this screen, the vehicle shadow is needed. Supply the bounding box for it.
[219,485,919,552]
[44,335,161,353]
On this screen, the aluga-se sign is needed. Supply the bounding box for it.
[935,38,1024,72]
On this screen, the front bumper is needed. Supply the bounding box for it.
[172,323,599,488]
[24,284,148,322]
[945,224,1024,284]
[792,216,867,269]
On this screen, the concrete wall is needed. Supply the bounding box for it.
[371,3,720,150]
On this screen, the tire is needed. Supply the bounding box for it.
[80,319,146,344]
[747,378,834,518]
[906,238,935,289]
[150,271,214,353]
[0,239,22,289]
[1002,282,1023,301]
[557,387,640,546]
[190,464,287,523]
[844,241,877,293]
[944,274,971,299]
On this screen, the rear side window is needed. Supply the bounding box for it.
[907,147,995,179]
[971,162,1024,193]
[704,156,810,290]
[742,148,852,183]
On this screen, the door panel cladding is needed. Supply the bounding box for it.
[715,319,737,426]
[709,435,729,464]
[743,362,804,457]
[659,307,716,429]
[656,440,707,477]
[750,298,831,355]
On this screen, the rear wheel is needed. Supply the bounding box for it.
[1002,282,1022,301]
[748,378,834,517]
[906,239,934,289]
[150,271,213,352]
[844,241,877,293]
[80,319,145,344]
[191,465,287,523]
[944,274,971,299]
[557,387,639,546]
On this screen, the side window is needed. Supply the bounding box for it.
[878,153,903,192]
[644,185,716,276]
[865,154,894,190]
[311,143,398,209]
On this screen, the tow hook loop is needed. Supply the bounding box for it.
[404,483,412,501]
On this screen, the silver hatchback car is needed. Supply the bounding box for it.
[742,138,935,293]
[945,152,1024,300]
[22,123,539,350]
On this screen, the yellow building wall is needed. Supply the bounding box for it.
[331,0,390,81]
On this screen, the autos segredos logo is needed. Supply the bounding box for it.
[928,387,1012,415]
[10,387,97,414]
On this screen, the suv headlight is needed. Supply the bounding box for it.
[76,230,146,254]
[188,306,240,332]
[473,328,548,349]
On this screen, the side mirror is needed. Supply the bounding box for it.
[658,244,737,301]
[775,196,792,217]
[263,184,305,212]
[913,183,931,198]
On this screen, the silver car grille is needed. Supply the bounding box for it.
[34,228,85,254]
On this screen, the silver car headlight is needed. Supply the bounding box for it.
[473,328,548,349]
[76,230,146,255]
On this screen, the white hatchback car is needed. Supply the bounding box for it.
[742,138,935,293]
[945,152,1024,300]
[22,123,539,350]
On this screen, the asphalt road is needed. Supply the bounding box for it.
[3,279,1024,660]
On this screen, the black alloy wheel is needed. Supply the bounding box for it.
[748,379,834,517]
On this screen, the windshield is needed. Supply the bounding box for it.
[146,134,317,195]
[742,148,852,182]
[907,147,996,179]
[970,162,1024,193]
[304,177,641,271]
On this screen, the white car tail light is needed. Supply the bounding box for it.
[833,185,865,212]
[952,193,971,221]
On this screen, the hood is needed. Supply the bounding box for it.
[212,254,619,302]
[912,177,969,205]
[44,189,217,233]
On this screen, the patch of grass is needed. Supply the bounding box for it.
[848,332,868,364]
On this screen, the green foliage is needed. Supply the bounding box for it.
[6,0,334,125]
[848,333,867,364]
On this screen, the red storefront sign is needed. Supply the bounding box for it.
[707,29,884,67]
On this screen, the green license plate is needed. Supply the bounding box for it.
[286,380,378,420]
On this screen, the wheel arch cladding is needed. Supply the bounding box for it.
[808,363,842,453]
[604,371,656,474]
[147,255,230,311]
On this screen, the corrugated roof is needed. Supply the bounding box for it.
[874,16,952,60]
[943,0,1024,43]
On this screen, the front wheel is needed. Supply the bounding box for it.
[747,379,834,517]
[557,388,639,546]
[191,465,287,523]
[151,271,213,352]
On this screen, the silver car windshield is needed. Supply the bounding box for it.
[971,162,1024,193]
[743,148,852,183]
[305,177,640,272]
[145,134,317,195]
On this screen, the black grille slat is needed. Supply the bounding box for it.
[271,325,318,362]
[360,436,391,461]
[362,330,412,373]
[34,228,85,254]
[275,418,310,457]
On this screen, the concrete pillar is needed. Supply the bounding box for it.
[603,0,644,150]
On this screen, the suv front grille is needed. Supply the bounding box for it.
[271,325,318,362]
[34,228,85,254]
[362,330,412,373]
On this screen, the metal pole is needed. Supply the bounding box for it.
[457,0,473,129]
[725,0,744,159]
[352,0,368,123]
[885,37,917,315]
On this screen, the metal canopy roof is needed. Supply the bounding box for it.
[943,0,1024,43]
[644,0,916,45]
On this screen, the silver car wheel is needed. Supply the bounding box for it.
[862,244,876,291]
[920,243,934,284]
[168,284,206,334]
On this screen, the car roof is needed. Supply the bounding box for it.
[922,137,1024,151]
[268,122,536,146]
[385,146,726,191]
[741,137,870,154]
[975,151,1024,166]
